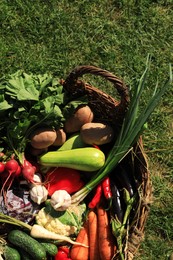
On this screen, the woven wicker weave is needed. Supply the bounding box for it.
[62,65,152,260]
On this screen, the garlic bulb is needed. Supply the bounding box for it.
[50,190,71,211]
[30,185,48,205]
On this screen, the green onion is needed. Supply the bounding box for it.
[71,56,172,205]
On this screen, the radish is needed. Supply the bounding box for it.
[0,162,5,173]
[0,159,20,202]
[21,165,37,184]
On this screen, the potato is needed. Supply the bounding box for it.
[64,105,94,133]
[53,128,67,146]
[80,122,114,145]
[30,127,57,149]
[29,147,48,156]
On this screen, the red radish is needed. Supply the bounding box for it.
[0,162,5,173]
[21,165,37,183]
[0,159,20,201]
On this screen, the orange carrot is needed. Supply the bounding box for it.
[88,210,100,260]
[70,219,89,260]
[97,206,116,260]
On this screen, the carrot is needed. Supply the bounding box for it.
[70,218,89,260]
[88,210,100,260]
[97,206,116,260]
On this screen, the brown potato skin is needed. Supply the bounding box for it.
[64,105,94,133]
[53,128,67,146]
[30,128,57,149]
[80,122,114,145]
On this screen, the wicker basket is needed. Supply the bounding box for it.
[62,65,152,260]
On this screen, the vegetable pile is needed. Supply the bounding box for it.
[0,60,172,260]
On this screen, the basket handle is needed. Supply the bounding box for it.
[63,65,130,107]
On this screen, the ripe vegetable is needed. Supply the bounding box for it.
[53,129,67,147]
[30,224,88,246]
[0,162,5,173]
[3,245,21,260]
[88,184,102,209]
[8,229,47,260]
[58,133,88,151]
[36,201,86,237]
[102,177,112,200]
[50,190,71,211]
[44,167,84,196]
[30,127,57,149]
[97,207,116,260]
[64,105,94,133]
[29,184,48,205]
[88,210,99,260]
[39,147,105,172]
[70,218,89,260]
[80,122,114,145]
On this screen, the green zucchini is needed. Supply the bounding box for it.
[8,230,46,260]
[38,147,105,171]
[58,133,88,151]
[4,245,21,260]
[40,242,58,256]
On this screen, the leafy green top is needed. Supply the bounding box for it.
[0,70,87,162]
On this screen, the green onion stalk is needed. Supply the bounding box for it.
[71,57,172,204]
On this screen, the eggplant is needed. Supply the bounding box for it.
[110,181,124,223]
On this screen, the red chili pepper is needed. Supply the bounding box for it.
[102,177,112,200]
[88,183,102,209]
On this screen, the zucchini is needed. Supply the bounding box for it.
[58,133,88,151]
[40,242,58,256]
[38,147,105,172]
[8,230,46,260]
[4,245,21,260]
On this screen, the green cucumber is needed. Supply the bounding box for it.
[18,249,33,260]
[58,133,88,151]
[8,230,46,260]
[4,245,21,260]
[38,147,105,172]
[40,242,58,256]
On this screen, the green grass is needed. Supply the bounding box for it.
[0,0,173,259]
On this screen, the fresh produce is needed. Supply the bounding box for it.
[40,242,58,256]
[44,167,85,196]
[58,133,88,151]
[3,245,21,260]
[53,129,67,147]
[97,206,116,260]
[70,60,172,206]
[70,218,89,260]
[64,105,94,133]
[30,127,57,149]
[88,184,102,209]
[0,212,88,246]
[50,190,72,211]
[102,177,112,201]
[88,210,99,260]
[29,184,48,205]
[0,70,87,183]
[8,229,47,260]
[36,201,86,237]
[110,182,124,223]
[80,122,114,145]
[38,147,105,172]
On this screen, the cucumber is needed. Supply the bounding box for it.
[4,245,21,260]
[39,147,105,172]
[8,230,46,260]
[40,242,58,256]
[18,249,33,260]
[58,133,88,151]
